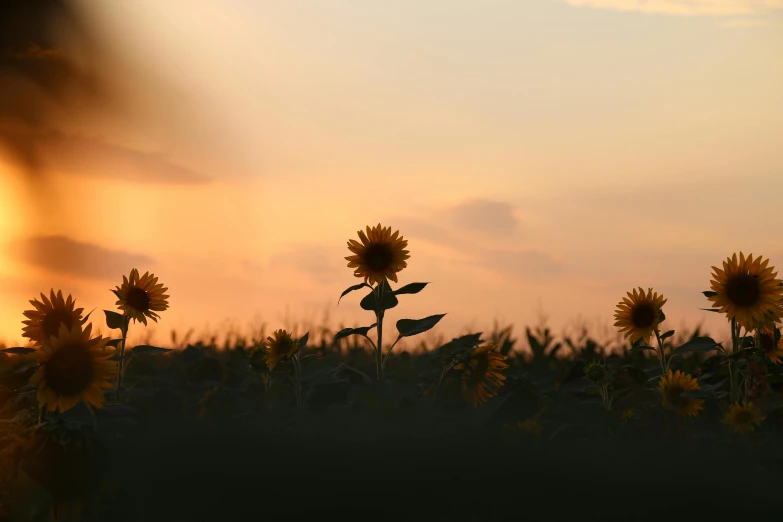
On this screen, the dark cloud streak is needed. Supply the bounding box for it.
[9,235,154,280]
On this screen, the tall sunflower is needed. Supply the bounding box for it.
[707,252,783,331]
[723,401,765,434]
[29,323,118,414]
[112,269,169,326]
[264,329,299,371]
[757,324,783,364]
[453,344,509,408]
[345,224,410,285]
[658,369,703,418]
[22,290,85,346]
[613,287,667,345]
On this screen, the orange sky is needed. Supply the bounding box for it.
[1,0,782,349]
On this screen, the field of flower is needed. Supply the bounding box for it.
[2,225,783,521]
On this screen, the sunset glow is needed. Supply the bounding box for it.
[1,0,782,349]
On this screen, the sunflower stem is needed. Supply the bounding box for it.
[375,282,385,382]
[654,330,667,376]
[292,354,303,411]
[729,318,738,402]
[115,316,131,401]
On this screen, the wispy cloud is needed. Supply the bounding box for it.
[450,199,519,237]
[269,244,343,285]
[563,0,783,16]
[8,235,154,280]
[0,129,211,184]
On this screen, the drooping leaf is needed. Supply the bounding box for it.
[131,345,173,355]
[333,324,377,342]
[659,330,675,341]
[396,314,446,338]
[658,309,666,323]
[337,283,370,306]
[676,336,719,354]
[0,347,36,355]
[104,310,126,330]
[393,282,428,296]
[360,279,398,312]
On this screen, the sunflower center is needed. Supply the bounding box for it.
[41,309,76,341]
[725,274,761,307]
[44,343,95,396]
[631,303,656,329]
[362,243,394,272]
[126,287,151,312]
[665,385,685,406]
[733,410,754,425]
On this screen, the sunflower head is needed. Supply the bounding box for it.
[453,344,509,408]
[613,287,667,345]
[22,289,86,347]
[724,401,765,434]
[29,323,118,414]
[112,268,170,326]
[264,329,299,371]
[620,408,635,420]
[584,359,610,384]
[658,369,703,418]
[758,324,783,364]
[707,253,783,331]
[345,223,410,285]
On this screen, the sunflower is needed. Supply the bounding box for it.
[707,252,783,331]
[757,324,783,364]
[346,223,410,285]
[264,329,299,371]
[724,401,765,434]
[453,344,509,408]
[613,287,667,345]
[658,369,703,418]
[22,290,85,347]
[29,323,118,414]
[112,268,169,326]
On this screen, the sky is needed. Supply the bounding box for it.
[0,0,781,349]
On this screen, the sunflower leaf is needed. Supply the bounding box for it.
[659,330,675,341]
[360,280,398,312]
[631,344,656,352]
[702,291,718,298]
[676,336,719,354]
[0,347,35,355]
[333,324,377,342]
[104,310,126,330]
[396,314,447,339]
[297,332,310,351]
[393,282,429,295]
[658,310,666,322]
[337,283,370,306]
[105,339,123,348]
[699,308,721,313]
[131,345,173,355]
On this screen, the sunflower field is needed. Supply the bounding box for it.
[2,227,783,521]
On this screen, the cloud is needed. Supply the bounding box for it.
[563,0,783,16]
[450,199,519,237]
[0,0,124,174]
[475,247,564,280]
[8,235,155,280]
[0,129,211,184]
[269,245,342,285]
[391,217,562,281]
